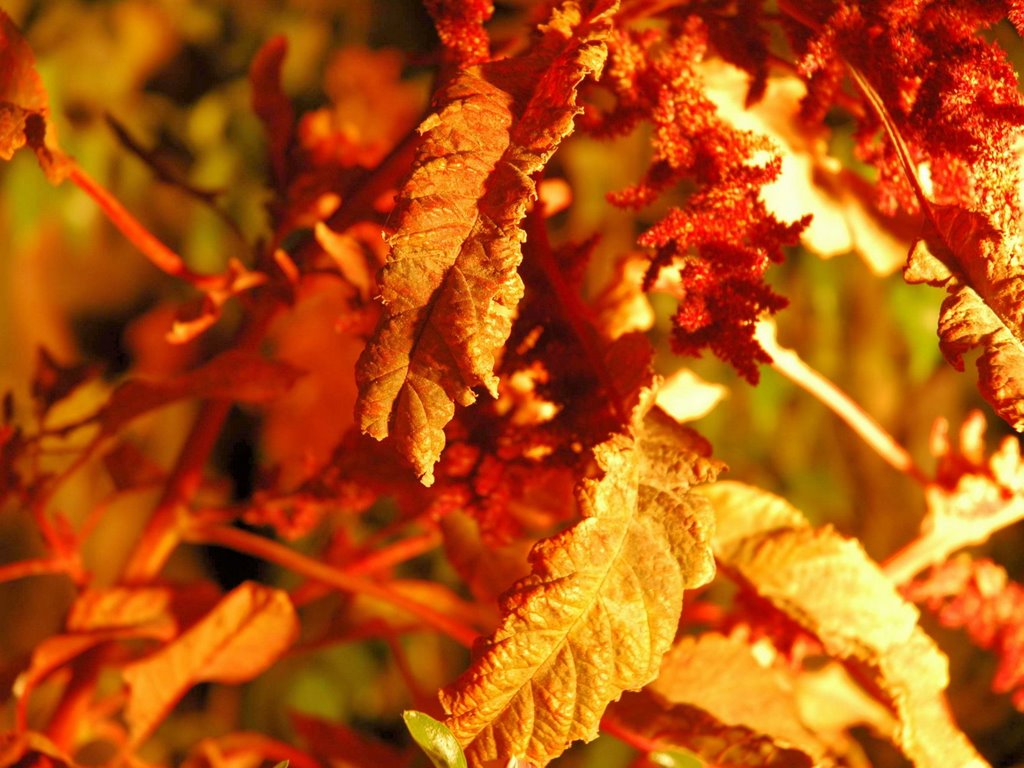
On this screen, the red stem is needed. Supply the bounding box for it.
[524,205,629,424]
[0,557,74,584]
[120,301,277,584]
[183,522,479,647]
[600,714,664,755]
[290,528,442,607]
[68,165,203,283]
[45,648,104,751]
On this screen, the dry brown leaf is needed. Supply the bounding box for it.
[0,10,70,181]
[356,0,617,485]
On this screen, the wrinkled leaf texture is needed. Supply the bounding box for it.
[356,0,617,485]
[0,9,68,181]
[609,690,814,768]
[849,67,1024,435]
[706,482,988,768]
[440,405,720,767]
[905,205,1024,433]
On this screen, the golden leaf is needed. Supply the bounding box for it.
[440,406,721,766]
[706,482,988,768]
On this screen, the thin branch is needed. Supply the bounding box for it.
[0,557,74,584]
[524,204,629,424]
[289,528,442,607]
[183,522,479,648]
[104,115,248,245]
[119,301,277,584]
[119,398,232,584]
[883,494,1024,585]
[68,165,203,283]
[755,321,929,485]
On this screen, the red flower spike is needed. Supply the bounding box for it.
[907,555,1024,711]
[586,16,807,383]
[423,0,494,66]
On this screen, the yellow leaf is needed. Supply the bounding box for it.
[648,633,826,762]
[706,482,988,768]
[440,406,721,766]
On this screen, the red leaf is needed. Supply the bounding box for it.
[905,204,1024,432]
[250,36,294,188]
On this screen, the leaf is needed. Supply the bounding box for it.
[13,585,188,731]
[607,690,814,768]
[706,481,988,768]
[355,0,617,485]
[848,66,1024,434]
[905,205,1024,432]
[648,634,827,762]
[250,36,294,188]
[122,582,299,746]
[885,410,1024,584]
[404,710,468,768]
[66,586,176,635]
[101,350,303,434]
[605,632,835,767]
[0,9,69,181]
[906,555,1024,710]
[440,405,721,766]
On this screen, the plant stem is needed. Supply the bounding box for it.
[600,714,663,755]
[45,647,104,751]
[119,398,232,584]
[524,205,629,424]
[755,321,929,485]
[883,494,1024,584]
[120,302,277,584]
[289,528,442,607]
[68,165,204,284]
[183,522,479,648]
[0,557,73,584]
